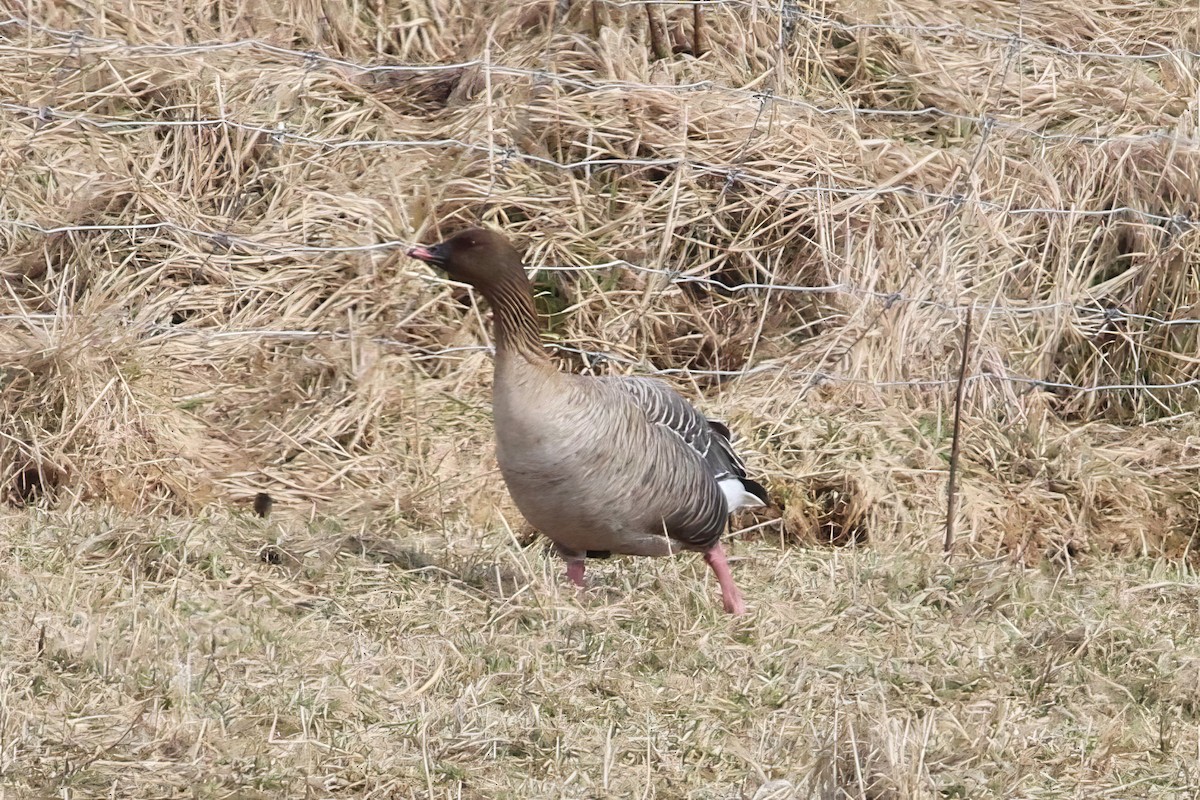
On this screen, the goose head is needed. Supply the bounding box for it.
[406,227,525,291]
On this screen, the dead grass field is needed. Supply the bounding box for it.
[3,0,1200,797]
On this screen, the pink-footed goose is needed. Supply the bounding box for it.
[407,227,768,614]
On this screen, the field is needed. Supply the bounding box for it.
[3,0,1200,796]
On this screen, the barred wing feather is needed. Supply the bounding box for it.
[602,376,768,512]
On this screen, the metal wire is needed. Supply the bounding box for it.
[3,11,1198,398]
[2,18,1196,149]
[3,298,1196,394]
[3,214,1199,328]
[113,323,1200,394]
[5,5,1198,63]
[1,95,1195,231]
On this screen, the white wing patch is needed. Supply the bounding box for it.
[719,477,766,514]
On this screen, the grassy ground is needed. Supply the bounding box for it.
[3,0,1200,796]
[3,508,1200,798]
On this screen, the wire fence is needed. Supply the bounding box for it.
[4,212,1199,328]
[5,308,1198,396]
[5,5,1200,64]
[3,100,1199,228]
[2,7,1200,400]
[3,18,1198,148]
[4,210,1200,330]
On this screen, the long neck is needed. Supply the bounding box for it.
[479,268,550,364]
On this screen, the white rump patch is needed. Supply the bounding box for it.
[719,477,766,514]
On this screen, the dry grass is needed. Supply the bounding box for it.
[3,0,1200,796]
[4,510,1200,797]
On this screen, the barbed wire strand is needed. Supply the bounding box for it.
[597,0,1200,63]
[3,215,1199,329]
[3,13,1199,399]
[1,22,1196,152]
[3,5,1198,66]
[3,312,1197,395]
[2,99,1196,232]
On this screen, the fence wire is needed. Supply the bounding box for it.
[2,8,1199,399]
[4,99,1197,230]
[3,17,1198,149]
[3,212,1199,330]
[4,5,1199,63]
[3,310,1198,396]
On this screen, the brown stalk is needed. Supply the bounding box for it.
[645,3,670,60]
[944,306,974,557]
[590,0,608,36]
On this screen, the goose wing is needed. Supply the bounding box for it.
[601,375,768,531]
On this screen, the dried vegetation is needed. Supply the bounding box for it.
[2,0,1200,796]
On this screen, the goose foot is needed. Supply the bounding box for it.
[704,543,746,615]
[565,559,586,588]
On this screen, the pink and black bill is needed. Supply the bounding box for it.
[406,242,449,267]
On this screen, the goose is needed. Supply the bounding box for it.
[407,227,768,614]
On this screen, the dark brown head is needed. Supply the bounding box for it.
[406,227,525,291]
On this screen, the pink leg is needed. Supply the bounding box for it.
[704,543,746,615]
[566,559,586,588]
